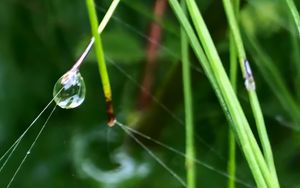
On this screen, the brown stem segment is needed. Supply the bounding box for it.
[106,99,116,127]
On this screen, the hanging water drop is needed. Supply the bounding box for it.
[53,70,86,109]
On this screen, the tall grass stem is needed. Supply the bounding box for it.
[228,0,239,187]
[222,0,279,186]
[86,0,116,126]
[181,1,196,187]
[168,0,275,187]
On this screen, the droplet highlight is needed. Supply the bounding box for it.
[245,77,256,90]
[53,70,86,109]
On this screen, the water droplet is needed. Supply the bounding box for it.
[53,70,86,109]
[243,60,256,90]
[27,151,30,155]
[245,76,256,90]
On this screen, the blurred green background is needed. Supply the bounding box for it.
[0,0,300,187]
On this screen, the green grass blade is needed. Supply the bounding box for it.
[183,0,280,186]
[181,1,196,187]
[222,0,279,186]
[289,14,300,99]
[227,130,236,188]
[228,1,239,187]
[168,0,273,187]
[286,0,300,37]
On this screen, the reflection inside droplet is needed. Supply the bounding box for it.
[53,70,86,109]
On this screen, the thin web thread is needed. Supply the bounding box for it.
[6,105,57,188]
[116,121,187,187]
[94,3,230,161]
[0,88,63,173]
[107,57,225,160]
[116,121,254,188]
[0,100,54,172]
[0,8,241,188]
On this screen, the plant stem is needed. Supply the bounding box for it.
[227,130,236,188]
[181,1,196,187]
[72,0,121,71]
[228,0,239,187]
[86,0,116,126]
[286,0,300,38]
[222,0,279,186]
[168,0,274,187]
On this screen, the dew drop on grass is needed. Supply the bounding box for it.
[244,60,256,90]
[53,70,86,109]
[245,77,256,90]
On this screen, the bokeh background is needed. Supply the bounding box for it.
[0,0,300,187]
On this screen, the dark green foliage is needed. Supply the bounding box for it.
[0,0,300,187]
